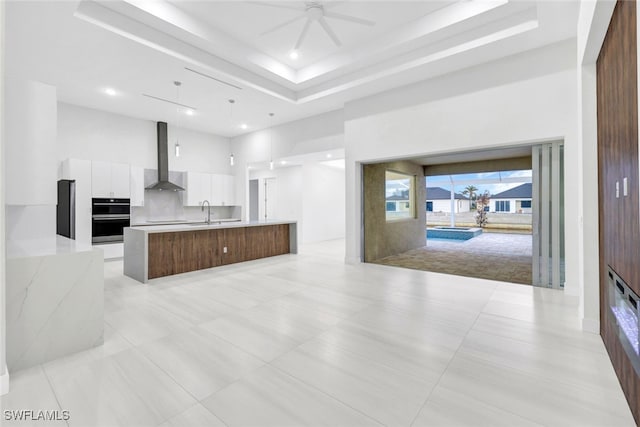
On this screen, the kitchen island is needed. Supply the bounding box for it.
[6,235,103,371]
[123,220,297,283]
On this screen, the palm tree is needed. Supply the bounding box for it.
[462,185,478,210]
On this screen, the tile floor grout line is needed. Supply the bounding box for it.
[132,336,239,427]
[407,283,500,427]
[407,285,557,427]
[40,364,70,427]
[191,322,374,425]
[266,358,387,427]
[27,242,627,426]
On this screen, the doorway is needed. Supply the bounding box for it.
[249,179,259,221]
[364,142,565,288]
[264,177,277,220]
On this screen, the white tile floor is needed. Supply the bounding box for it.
[1,239,635,426]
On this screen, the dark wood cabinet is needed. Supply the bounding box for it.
[597,1,640,423]
[148,225,290,279]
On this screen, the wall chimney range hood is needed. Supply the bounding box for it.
[146,122,184,191]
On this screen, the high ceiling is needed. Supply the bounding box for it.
[5,0,580,137]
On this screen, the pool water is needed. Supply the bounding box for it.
[426,227,482,241]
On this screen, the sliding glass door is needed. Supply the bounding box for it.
[532,142,565,288]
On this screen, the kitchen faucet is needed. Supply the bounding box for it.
[201,200,211,224]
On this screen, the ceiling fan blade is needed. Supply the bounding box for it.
[323,12,375,26]
[318,16,342,46]
[294,18,312,50]
[259,14,306,36]
[246,1,305,12]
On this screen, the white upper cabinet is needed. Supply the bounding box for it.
[130,166,145,207]
[184,172,235,206]
[111,163,131,198]
[91,161,112,198]
[211,174,235,206]
[210,174,224,206]
[91,161,131,198]
[223,175,235,206]
[184,171,205,206]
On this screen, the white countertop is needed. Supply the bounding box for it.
[131,218,241,226]
[7,235,95,259]
[127,219,296,234]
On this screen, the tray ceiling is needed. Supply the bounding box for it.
[6,1,579,136]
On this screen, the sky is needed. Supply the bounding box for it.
[426,169,532,196]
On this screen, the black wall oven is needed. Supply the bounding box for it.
[92,198,130,244]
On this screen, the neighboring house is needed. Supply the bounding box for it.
[386,193,411,215]
[426,187,470,213]
[386,190,411,217]
[491,183,532,213]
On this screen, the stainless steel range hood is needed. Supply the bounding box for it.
[146,121,184,191]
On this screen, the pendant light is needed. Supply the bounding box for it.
[174,81,181,157]
[229,99,235,166]
[269,112,274,170]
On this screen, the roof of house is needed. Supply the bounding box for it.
[492,183,532,199]
[426,187,469,200]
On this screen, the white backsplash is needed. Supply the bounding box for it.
[131,168,240,224]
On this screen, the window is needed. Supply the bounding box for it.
[520,200,532,208]
[426,201,433,212]
[386,170,415,221]
[495,200,511,212]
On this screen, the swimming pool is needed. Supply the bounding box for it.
[426,226,483,240]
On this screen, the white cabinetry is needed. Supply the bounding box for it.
[210,174,224,206]
[184,172,207,206]
[91,161,131,198]
[223,174,235,206]
[111,163,130,198]
[184,172,235,206]
[130,166,145,207]
[211,174,235,206]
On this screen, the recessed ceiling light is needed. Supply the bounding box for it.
[240,123,248,130]
[326,153,332,158]
[289,50,299,60]
[280,160,287,165]
[185,109,195,116]
[104,87,117,96]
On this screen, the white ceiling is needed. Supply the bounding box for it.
[5,0,580,137]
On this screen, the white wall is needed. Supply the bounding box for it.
[0,0,8,396]
[231,109,344,221]
[57,103,231,174]
[5,79,58,243]
[302,163,345,243]
[250,166,303,224]
[577,0,616,333]
[429,199,469,213]
[6,80,58,206]
[343,40,579,301]
[249,162,345,244]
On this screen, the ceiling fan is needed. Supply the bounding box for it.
[249,1,376,50]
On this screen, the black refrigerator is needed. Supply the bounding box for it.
[57,179,76,239]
